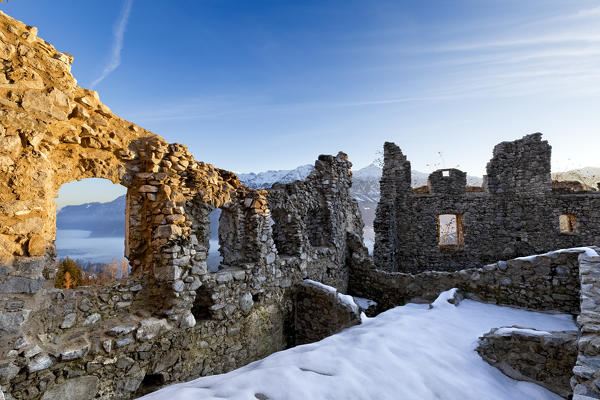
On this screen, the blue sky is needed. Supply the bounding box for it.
[3,1,600,206]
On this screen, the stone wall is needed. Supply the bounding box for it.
[374,134,600,273]
[350,242,600,399]
[293,280,361,346]
[0,11,366,399]
[477,326,578,398]
[572,251,600,399]
[350,236,583,314]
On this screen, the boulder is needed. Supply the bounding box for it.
[40,376,99,400]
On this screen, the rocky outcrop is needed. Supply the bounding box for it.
[477,326,578,398]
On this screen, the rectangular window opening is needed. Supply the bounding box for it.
[438,214,464,248]
[559,214,578,234]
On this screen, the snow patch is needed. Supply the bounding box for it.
[353,296,377,310]
[303,279,359,314]
[494,327,552,337]
[430,288,459,309]
[514,246,598,261]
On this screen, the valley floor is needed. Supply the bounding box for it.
[141,290,575,400]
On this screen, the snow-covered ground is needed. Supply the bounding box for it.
[142,289,575,400]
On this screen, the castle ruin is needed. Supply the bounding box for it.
[1,11,600,400]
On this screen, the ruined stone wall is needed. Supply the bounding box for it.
[0,11,365,399]
[293,280,361,346]
[267,153,362,292]
[350,241,600,399]
[572,251,600,399]
[374,134,600,273]
[350,236,583,314]
[477,327,578,398]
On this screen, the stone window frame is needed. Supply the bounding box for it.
[437,213,465,250]
[559,213,578,234]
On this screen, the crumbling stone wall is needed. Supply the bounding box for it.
[293,280,361,346]
[477,326,578,398]
[572,251,600,399]
[374,134,600,273]
[0,11,365,399]
[350,238,584,314]
[350,240,600,398]
[267,153,363,292]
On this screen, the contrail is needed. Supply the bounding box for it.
[90,0,134,88]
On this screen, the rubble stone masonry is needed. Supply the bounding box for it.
[2,8,600,400]
[374,134,600,273]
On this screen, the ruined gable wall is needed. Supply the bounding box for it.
[0,11,364,399]
[267,153,362,292]
[372,142,410,273]
[374,133,600,273]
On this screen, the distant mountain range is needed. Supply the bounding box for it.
[57,195,125,237]
[56,165,598,244]
[552,167,600,191]
[237,165,314,189]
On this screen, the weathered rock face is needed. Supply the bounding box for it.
[293,280,361,346]
[0,11,366,399]
[374,133,600,273]
[477,326,578,398]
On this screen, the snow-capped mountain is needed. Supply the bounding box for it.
[237,165,314,189]
[552,167,600,191]
[57,195,126,237]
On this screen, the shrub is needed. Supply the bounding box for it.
[55,257,83,289]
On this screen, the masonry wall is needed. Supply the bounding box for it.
[477,327,578,398]
[293,281,361,346]
[374,134,600,273]
[350,234,584,314]
[0,12,365,399]
[572,251,600,399]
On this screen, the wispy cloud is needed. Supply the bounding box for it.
[433,32,600,52]
[90,0,134,88]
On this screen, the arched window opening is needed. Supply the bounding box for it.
[438,213,464,248]
[54,178,129,288]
